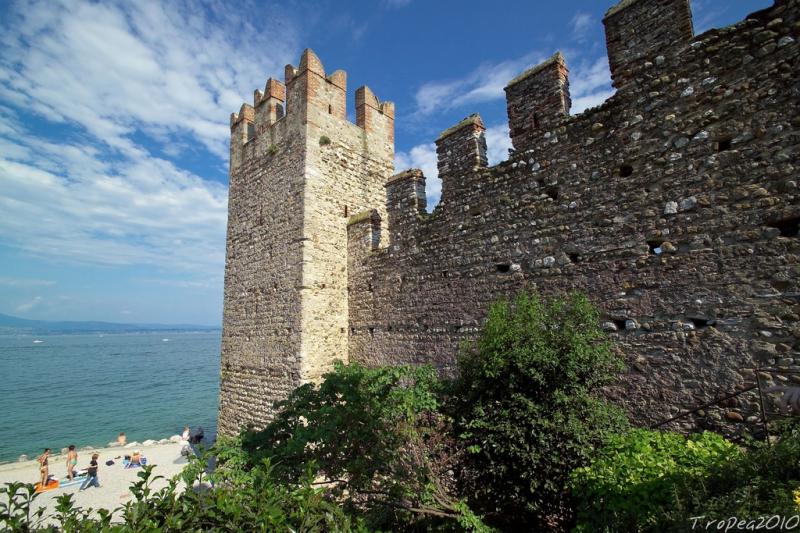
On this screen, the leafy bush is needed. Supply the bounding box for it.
[243,361,489,531]
[1,446,361,532]
[663,422,800,529]
[570,429,740,531]
[571,424,800,532]
[451,292,628,530]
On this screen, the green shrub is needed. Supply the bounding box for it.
[319,135,331,146]
[243,361,490,531]
[570,429,740,531]
[571,424,800,532]
[1,446,361,532]
[663,423,800,529]
[451,291,628,530]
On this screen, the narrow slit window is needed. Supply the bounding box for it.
[689,317,713,329]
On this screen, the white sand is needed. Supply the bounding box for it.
[0,440,193,523]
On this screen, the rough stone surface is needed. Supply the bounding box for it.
[220,0,800,437]
[218,50,393,436]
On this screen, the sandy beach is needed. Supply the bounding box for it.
[0,438,194,524]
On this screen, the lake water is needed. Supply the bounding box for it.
[0,331,221,463]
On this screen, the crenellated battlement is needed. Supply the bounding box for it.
[228,49,394,172]
[343,0,800,435]
[436,114,487,206]
[221,0,800,438]
[603,0,693,89]
[505,52,570,153]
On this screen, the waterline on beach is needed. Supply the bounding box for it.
[0,331,220,463]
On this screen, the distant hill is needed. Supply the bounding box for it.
[0,313,220,334]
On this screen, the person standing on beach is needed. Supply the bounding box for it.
[181,426,190,441]
[79,453,100,490]
[65,445,78,481]
[117,432,127,446]
[37,448,50,488]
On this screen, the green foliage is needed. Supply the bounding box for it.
[571,425,800,532]
[570,429,740,531]
[452,291,629,530]
[1,449,361,532]
[319,135,331,146]
[663,423,800,529]
[267,143,279,156]
[0,482,46,532]
[243,361,488,530]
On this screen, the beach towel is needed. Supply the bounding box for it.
[123,457,147,468]
[58,474,88,489]
[34,478,59,493]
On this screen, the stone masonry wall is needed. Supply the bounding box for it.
[348,0,800,434]
[219,50,394,435]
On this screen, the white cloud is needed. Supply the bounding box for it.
[413,51,546,116]
[395,123,511,210]
[485,124,512,166]
[570,12,594,38]
[395,143,439,208]
[412,48,615,118]
[0,278,56,287]
[0,111,228,276]
[0,0,298,159]
[569,57,615,114]
[15,296,43,314]
[0,0,300,279]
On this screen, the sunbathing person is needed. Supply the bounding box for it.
[129,450,142,467]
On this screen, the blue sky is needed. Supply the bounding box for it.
[0,0,771,326]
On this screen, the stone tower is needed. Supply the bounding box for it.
[218,49,394,435]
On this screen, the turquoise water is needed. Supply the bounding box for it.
[0,331,221,463]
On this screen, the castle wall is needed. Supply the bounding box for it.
[298,57,394,383]
[219,51,394,434]
[348,0,800,433]
[219,101,306,435]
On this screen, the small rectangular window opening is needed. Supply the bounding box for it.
[647,240,664,255]
[496,263,511,273]
[689,317,713,329]
[716,138,732,152]
[767,216,800,238]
